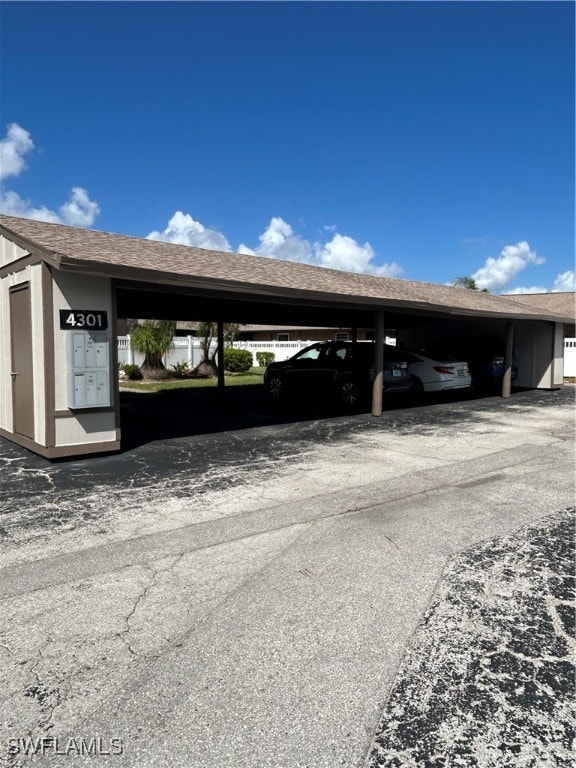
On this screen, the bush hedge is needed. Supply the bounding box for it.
[223,348,253,373]
[169,361,191,378]
[256,351,275,367]
[121,364,143,380]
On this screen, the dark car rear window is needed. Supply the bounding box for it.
[383,345,406,361]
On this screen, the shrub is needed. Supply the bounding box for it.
[192,360,217,378]
[223,348,253,373]
[121,364,143,380]
[256,351,275,368]
[169,361,191,378]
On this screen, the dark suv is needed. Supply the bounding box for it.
[263,341,411,408]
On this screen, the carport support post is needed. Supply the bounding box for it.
[217,321,225,389]
[372,310,385,416]
[502,321,514,398]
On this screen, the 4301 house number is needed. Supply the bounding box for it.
[59,310,108,330]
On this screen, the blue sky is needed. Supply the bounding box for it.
[0,1,574,293]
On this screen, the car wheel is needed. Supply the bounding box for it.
[266,375,285,400]
[410,375,424,394]
[339,379,361,408]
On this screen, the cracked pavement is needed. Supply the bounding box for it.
[366,508,575,768]
[0,386,574,767]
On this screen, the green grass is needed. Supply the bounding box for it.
[119,369,265,393]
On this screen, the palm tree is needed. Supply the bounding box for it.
[193,321,217,378]
[452,276,489,292]
[194,321,240,378]
[452,276,479,289]
[130,320,176,379]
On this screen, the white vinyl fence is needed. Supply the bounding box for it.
[119,336,576,376]
[564,338,576,377]
[117,336,324,369]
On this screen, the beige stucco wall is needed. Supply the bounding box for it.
[0,277,12,432]
[0,264,47,443]
[52,271,117,447]
[515,321,559,389]
[0,272,13,433]
[0,235,29,268]
[552,323,564,385]
[0,233,32,433]
[54,411,117,445]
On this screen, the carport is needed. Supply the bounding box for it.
[0,214,570,459]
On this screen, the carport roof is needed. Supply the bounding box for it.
[504,291,575,320]
[0,214,572,323]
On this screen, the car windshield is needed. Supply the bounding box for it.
[293,345,322,361]
[383,346,405,361]
[323,344,349,362]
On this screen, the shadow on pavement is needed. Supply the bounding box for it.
[119,383,515,451]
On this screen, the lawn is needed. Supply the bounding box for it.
[119,369,265,393]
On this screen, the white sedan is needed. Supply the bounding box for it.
[391,347,472,393]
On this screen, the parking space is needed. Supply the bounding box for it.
[0,386,572,568]
[0,386,574,767]
[117,381,521,450]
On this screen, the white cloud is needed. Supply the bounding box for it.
[472,241,545,292]
[0,123,34,180]
[147,211,232,251]
[239,217,311,262]
[58,187,100,226]
[502,270,575,295]
[552,270,575,292]
[503,285,548,295]
[239,216,402,277]
[0,123,100,227]
[316,233,400,276]
[0,187,100,227]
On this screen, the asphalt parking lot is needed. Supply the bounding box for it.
[0,386,574,767]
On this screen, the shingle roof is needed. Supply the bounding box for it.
[503,292,575,320]
[0,214,571,322]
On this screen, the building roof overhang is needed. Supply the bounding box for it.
[0,214,572,325]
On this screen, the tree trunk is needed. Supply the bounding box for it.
[193,360,217,378]
[140,353,168,380]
